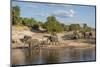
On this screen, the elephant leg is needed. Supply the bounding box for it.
[54,42,56,45]
[23,41,26,49]
[57,41,60,45]
[54,42,55,45]
[55,41,58,45]
[28,43,31,49]
[48,41,50,45]
[55,42,57,45]
[29,42,32,49]
[51,42,53,45]
[52,42,54,45]
[47,39,50,45]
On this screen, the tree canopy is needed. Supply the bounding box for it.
[12,5,94,33]
[44,16,63,33]
[12,6,20,25]
[69,24,81,31]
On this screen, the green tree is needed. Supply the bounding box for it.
[12,6,20,25]
[69,24,81,31]
[22,18,38,27]
[44,16,63,33]
[33,24,39,30]
[82,23,92,32]
[83,23,87,29]
[65,25,70,31]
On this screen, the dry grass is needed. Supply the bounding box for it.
[12,25,29,31]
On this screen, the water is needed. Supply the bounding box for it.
[12,47,96,65]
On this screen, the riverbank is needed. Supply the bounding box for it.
[12,40,95,49]
[12,25,96,49]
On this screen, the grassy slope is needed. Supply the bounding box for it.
[12,25,30,31]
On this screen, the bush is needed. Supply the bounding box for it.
[44,16,63,33]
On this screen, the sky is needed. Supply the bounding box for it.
[12,1,96,28]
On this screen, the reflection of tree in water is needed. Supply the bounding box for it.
[68,48,96,62]
[12,49,26,65]
[24,48,40,64]
[68,48,81,61]
[22,48,95,64]
[24,48,60,64]
[42,49,60,64]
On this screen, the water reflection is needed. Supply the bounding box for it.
[12,49,25,65]
[42,49,60,64]
[24,48,41,64]
[12,47,96,65]
[80,48,95,61]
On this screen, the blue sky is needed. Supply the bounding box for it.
[12,1,96,28]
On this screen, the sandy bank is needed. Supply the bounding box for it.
[12,26,96,49]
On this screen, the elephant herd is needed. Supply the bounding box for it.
[18,34,60,48]
[12,31,93,48]
[72,31,93,39]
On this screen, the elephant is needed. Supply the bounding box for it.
[72,31,93,39]
[81,32,92,39]
[20,35,40,48]
[71,31,80,40]
[47,35,60,45]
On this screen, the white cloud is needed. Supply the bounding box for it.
[68,9,75,17]
[35,13,50,17]
[34,9,75,18]
[52,9,75,18]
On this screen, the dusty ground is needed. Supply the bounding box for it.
[12,26,96,49]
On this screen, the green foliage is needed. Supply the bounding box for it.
[44,16,63,33]
[61,23,66,31]
[83,23,87,29]
[82,23,92,32]
[38,21,45,29]
[60,23,70,31]
[32,24,39,30]
[69,24,81,31]
[12,5,94,33]
[12,5,39,30]
[83,27,92,32]
[12,6,20,25]
[12,6,20,17]
[64,25,70,31]
[22,18,39,30]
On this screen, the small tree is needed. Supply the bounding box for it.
[33,24,39,30]
[82,23,92,32]
[69,24,81,31]
[45,16,63,33]
[12,6,20,25]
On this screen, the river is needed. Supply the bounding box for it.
[12,47,96,66]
